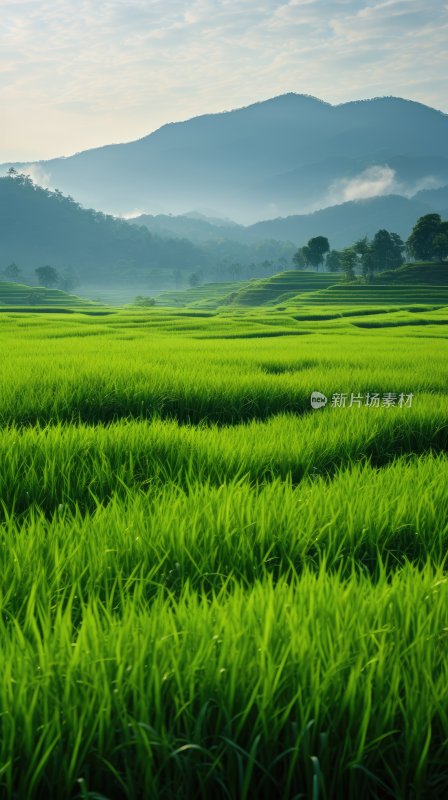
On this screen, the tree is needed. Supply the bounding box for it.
[188,271,202,288]
[35,265,59,288]
[306,236,330,271]
[371,229,405,271]
[350,231,405,281]
[326,250,341,273]
[432,222,448,262]
[339,247,358,281]
[292,247,307,269]
[134,296,155,307]
[351,237,372,279]
[2,263,22,282]
[301,246,311,268]
[407,214,442,261]
[432,234,448,262]
[58,272,78,292]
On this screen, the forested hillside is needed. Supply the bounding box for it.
[0,173,205,285]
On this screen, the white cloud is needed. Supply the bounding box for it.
[328,165,397,203]
[21,163,52,189]
[121,208,146,220]
[325,165,445,207]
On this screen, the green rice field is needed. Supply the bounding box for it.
[0,272,447,798]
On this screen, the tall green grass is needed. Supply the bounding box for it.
[0,314,446,424]
[1,569,448,799]
[0,307,447,797]
[0,456,447,615]
[0,399,446,513]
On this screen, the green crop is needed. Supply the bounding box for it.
[0,298,447,798]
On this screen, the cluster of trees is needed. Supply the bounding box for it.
[292,214,448,280]
[293,236,330,271]
[0,262,77,291]
[332,230,405,281]
[133,295,156,307]
[0,263,22,282]
[407,213,448,262]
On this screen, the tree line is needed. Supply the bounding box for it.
[0,262,76,291]
[292,213,448,279]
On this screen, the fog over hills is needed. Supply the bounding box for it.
[2,94,448,223]
[0,174,206,285]
[131,192,447,251]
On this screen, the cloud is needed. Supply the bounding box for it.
[21,163,53,189]
[325,165,445,206]
[121,208,146,220]
[328,165,397,203]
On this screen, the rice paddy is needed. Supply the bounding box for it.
[0,281,94,309]
[0,281,447,798]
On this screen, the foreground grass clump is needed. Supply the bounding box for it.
[1,570,448,799]
[0,399,446,514]
[1,456,447,611]
[0,304,447,798]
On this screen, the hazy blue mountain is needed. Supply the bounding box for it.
[0,174,206,285]
[2,94,448,222]
[0,174,296,290]
[2,171,445,297]
[132,192,446,250]
[182,211,240,228]
[129,213,245,243]
[243,195,435,247]
[412,184,448,212]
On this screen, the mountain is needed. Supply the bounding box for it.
[2,171,445,298]
[243,195,435,247]
[130,212,245,243]
[0,174,206,286]
[2,94,448,223]
[412,184,448,217]
[131,191,447,250]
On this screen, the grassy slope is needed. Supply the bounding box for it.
[228,270,342,306]
[156,272,343,309]
[377,261,448,284]
[287,262,448,307]
[0,280,97,309]
[0,300,447,798]
[167,263,447,311]
[156,280,251,309]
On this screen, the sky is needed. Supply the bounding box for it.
[1,0,447,162]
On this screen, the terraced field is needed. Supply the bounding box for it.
[229,269,342,306]
[157,264,448,311]
[0,280,94,309]
[0,280,447,799]
[156,280,251,309]
[379,261,448,284]
[298,282,448,307]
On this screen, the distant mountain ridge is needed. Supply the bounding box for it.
[2,171,446,296]
[2,93,448,222]
[131,189,448,250]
